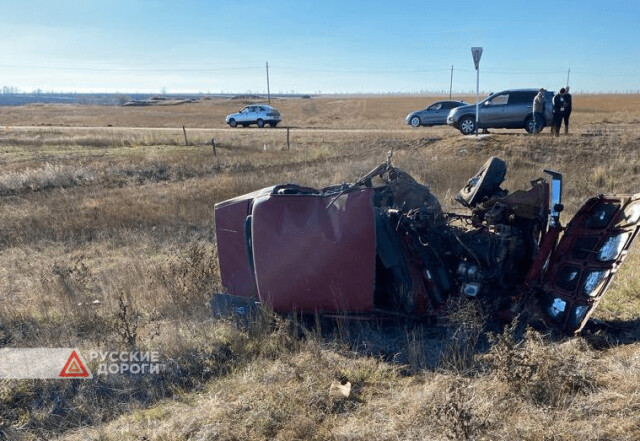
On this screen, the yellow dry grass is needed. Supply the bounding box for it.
[0,95,639,441]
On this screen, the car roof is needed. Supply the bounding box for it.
[488,88,545,95]
[242,104,274,108]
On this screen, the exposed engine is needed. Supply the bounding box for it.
[213,153,640,335]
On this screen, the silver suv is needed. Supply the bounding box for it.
[447,89,554,135]
[226,104,281,128]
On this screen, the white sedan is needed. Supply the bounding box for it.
[226,104,281,128]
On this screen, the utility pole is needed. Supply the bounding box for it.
[266,61,271,105]
[449,65,453,99]
[566,68,570,87]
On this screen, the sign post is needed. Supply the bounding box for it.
[471,47,483,136]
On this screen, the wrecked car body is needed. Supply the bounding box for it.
[214,155,640,335]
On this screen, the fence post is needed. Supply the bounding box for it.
[182,125,189,146]
[211,138,216,156]
[286,127,290,151]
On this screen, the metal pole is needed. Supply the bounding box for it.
[449,65,453,99]
[475,67,479,136]
[266,61,271,105]
[566,68,570,87]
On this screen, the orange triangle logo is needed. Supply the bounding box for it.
[59,350,91,378]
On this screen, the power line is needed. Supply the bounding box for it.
[0,63,263,72]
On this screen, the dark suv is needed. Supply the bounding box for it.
[447,89,554,135]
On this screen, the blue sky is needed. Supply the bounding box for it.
[0,0,638,93]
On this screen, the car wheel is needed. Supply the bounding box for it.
[456,157,507,207]
[269,122,278,128]
[410,116,421,127]
[459,116,476,135]
[228,119,237,128]
[257,119,264,128]
[524,116,538,134]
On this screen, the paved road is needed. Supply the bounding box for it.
[4,125,429,135]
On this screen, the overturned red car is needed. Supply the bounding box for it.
[213,155,640,335]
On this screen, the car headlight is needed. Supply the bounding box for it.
[598,232,630,261]
[582,269,609,297]
[548,297,566,319]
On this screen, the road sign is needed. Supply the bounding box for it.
[471,47,483,136]
[471,47,483,70]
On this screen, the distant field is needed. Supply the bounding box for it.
[1,95,640,440]
[2,93,640,129]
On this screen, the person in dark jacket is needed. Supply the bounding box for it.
[562,86,572,134]
[552,88,567,137]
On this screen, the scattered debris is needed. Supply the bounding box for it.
[329,381,351,399]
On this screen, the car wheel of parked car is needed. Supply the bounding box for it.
[228,119,237,128]
[456,157,507,207]
[269,122,278,128]
[257,119,264,128]
[459,116,476,135]
[410,116,421,127]
[524,116,538,134]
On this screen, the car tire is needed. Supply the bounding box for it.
[257,119,264,128]
[410,116,421,127]
[269,122,278,128]
[228,119,237,128]
[524,116,540,134]
[456,157,507,207]
[459,116,476,135]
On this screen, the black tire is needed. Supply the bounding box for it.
[459,116,476,135]
[456,157,507,207]
[524,115,541,134]
[269,122,278,128]
[228,119,237,128]
[409,116,421,127]
[256,119,264,128]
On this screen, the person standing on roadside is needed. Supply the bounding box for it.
[532,88,546,134]
[552,88,567,137]
[562,86,572,134]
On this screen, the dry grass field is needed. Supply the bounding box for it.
[1,94,640,440]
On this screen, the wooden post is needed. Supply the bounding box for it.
[211,138,217,157]
[182,125,189,146]
[286,127,290,151]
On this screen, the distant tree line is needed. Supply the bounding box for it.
[2,86,20,94]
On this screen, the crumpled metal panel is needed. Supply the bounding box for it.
[538,193,640,334]
[250,188,377,312]
[214,187,274,298]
